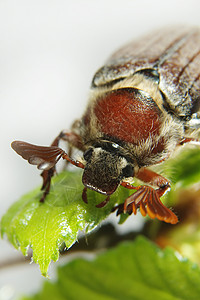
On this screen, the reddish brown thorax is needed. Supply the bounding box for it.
[93,88,162,145]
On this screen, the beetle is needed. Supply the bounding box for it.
[12,26,200,224]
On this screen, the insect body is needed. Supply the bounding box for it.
[12,27,200,224]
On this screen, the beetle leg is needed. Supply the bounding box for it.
[82,187,88,204]
[96,196,110,208]
[82,187,110,208]
[40,167,55,202]
[115,168,178,224]
[135,167,170,189]
[53,130,85,151]
[46,130,85,202]
[40,130,84,202]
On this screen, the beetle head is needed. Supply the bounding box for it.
[82,141,134,195]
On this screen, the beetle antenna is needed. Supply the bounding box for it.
[11,141,85,202]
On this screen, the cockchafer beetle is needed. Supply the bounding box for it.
[12,26,200,225]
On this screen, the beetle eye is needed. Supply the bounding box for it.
[83,148,93,161]
[122,164,134,178]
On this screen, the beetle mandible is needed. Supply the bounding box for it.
[12,26,200,224]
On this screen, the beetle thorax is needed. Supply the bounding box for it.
[82,86,184,167]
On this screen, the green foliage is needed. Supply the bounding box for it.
[161,147,200,187]
[159,147,200,206]
[0,170,130,276]
[21,236,200,300]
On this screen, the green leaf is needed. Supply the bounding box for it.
[21,236,200,300]
[0,170,130,276]
[156,147,200,188]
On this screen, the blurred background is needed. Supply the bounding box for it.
[1,0,200,299]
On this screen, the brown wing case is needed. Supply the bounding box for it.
[92,26,200,119]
